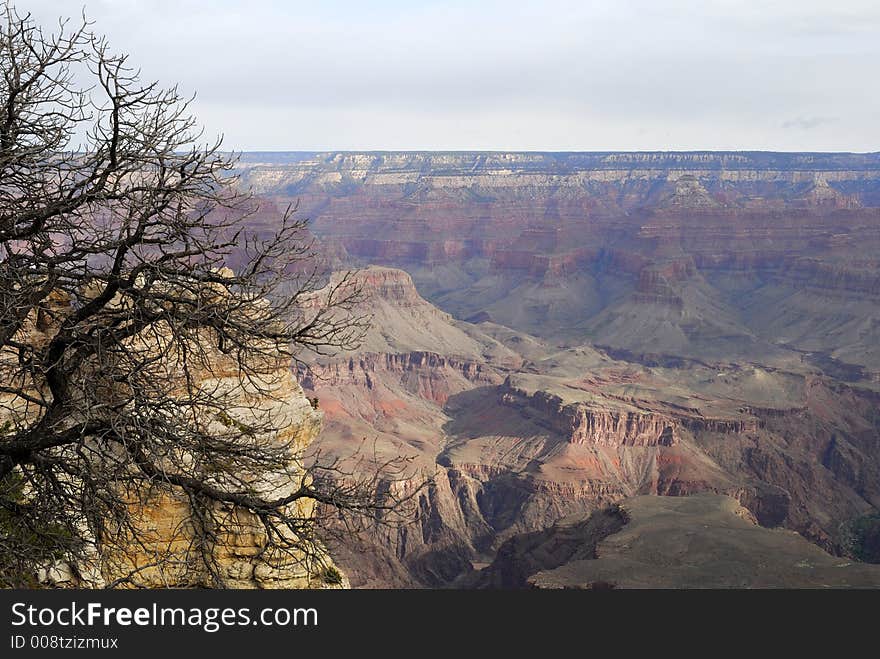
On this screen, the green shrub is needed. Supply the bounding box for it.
[847,513,880,563]
[321,565,343,585]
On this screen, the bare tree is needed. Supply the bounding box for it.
[0,2,414,588]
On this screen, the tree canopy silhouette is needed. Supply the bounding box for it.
[0,2,410,587]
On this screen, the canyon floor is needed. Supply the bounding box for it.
[245,151,880,588]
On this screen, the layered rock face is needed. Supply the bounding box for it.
[1,284,345,589]
[238,151,880,375]
[100,364,338,589]
[500,382,677,447]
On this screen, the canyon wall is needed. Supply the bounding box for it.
[97,364,342,589]
[1,283,345,589]
[237,151,880,375]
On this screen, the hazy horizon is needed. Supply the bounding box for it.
[232,148,880,154]
[21,1,880,152]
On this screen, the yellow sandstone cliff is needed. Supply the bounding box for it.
[0,277,347,589]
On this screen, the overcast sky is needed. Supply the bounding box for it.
[21,0,880,151]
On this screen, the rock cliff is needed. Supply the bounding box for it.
[99,362,342,589]
[1,281,346,589]
[499,381,677,447]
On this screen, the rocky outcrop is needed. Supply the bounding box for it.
[301,352,497,388]
[99,366,341,589]
[500,384,677,447]
[1,280,345,589]
[343,265,437,309]
[300,351,501,408]
[660,175,722,209]
[680,417,761,434]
